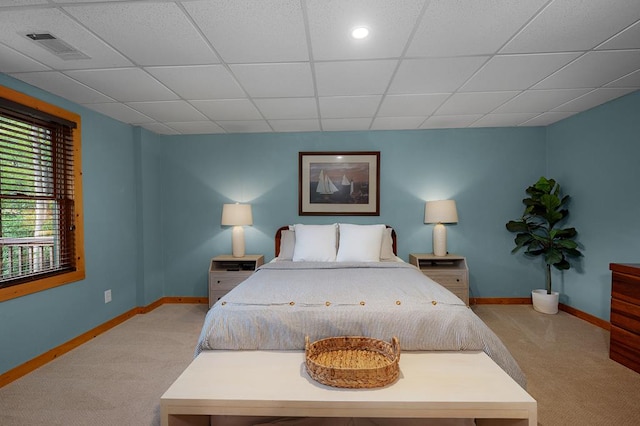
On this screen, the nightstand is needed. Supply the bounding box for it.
[409,253,469,305]
[208,254,264,308]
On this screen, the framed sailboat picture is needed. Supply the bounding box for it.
[299,151,380,216]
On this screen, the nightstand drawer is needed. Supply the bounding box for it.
[409,253,469,306]
[210,290,229,304]
[425,273,467,300]
[427,272,465,287]
[208,255,264,308]
[209,272,252,291]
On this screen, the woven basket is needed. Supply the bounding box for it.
[305,336,400,388]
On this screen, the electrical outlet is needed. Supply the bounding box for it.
[104,289,112,304]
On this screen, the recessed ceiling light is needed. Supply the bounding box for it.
[351,27,370,40]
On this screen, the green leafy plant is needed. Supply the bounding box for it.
[505,177,583,294]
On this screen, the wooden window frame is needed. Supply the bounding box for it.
[0,85,84,302]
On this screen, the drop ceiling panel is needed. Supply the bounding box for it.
[407,0,547,57]
[183,0,308,63]
[138,122,180,135]
[0,45,49,73]
[146,65,246,100]
[49,0,123,3]
[533,50,640,90]
[551,88,638,112]
[0,1,638,134]
[521,111,577,126]
[493,89,592,114]
[435,92,519,115]
[501,0,640,53]
[165,121,225,134]
[229,63,314,98]
[389,57,489,94]
[217,120,272,133]
[10,71,114,104]
[306,0,425,61]
[421,114,484,129]
[378,94,449,117]
[606,70,640,88]
[84,102,154,125]
[0,8,132,70]
[64,2,218,66]
[2,1,48,5]
[269,119,320,132]
[461,53,581,92]
[125,101,208,122]
[191,99,263,121]
[64,68,178,102]
[315,60,397,96]
[321,118,372,131]
[598,21,640,50]
[253,98,317,120]
[371,116,426,130]
[470,113,539,128]
[318,95,382,119]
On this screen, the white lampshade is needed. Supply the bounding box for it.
[221,203,253,226]
[424,200,458,224]
[221,203,253,257]
[424,200,458,257]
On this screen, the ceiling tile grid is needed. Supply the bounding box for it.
[0,0,637,134]
[406,0,549,57]
[63,2,221,66]
[182,0,309,64]
[145,65,247,100]
[305,0,426,61]
[318,95,382,119]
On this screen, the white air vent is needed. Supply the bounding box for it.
[25,33,90,60]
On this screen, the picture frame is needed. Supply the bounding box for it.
[299,151,380,216]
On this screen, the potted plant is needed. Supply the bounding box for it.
[505,177,583,314]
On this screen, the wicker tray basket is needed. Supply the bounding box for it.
[305,336,400,389]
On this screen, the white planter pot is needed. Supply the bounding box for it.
[531,289,559,314]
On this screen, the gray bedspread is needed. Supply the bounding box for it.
[195,261,526,388]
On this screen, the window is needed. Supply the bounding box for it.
[0,86,84,302]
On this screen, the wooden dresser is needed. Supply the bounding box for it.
[609,263,640,374]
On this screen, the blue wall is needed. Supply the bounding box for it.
[547,90,640,319]
[159,128,546,300]
[0,74,154,374]
[1,69,638,376]
[136,127,165,305]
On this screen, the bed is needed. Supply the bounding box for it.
[190,223,528,425]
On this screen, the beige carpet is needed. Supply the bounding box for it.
[0,303,207,426]
[1,303,639,425]
[474,305,640,426]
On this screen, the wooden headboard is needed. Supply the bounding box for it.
[275,225,397,257]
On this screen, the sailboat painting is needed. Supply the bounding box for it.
[311,164,366,204]
[299,152,380,216]
[315,169,340,196]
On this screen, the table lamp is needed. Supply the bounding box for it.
[424,200,458,256]
[221,203,253,257]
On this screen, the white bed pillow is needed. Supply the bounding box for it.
[292,224,337,262]
[278,229,295,260]
[336,224,385,262]
[379,227,395,261]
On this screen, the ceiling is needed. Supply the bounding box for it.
[1,0,639,135]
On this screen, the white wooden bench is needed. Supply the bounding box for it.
[161,350,536,426]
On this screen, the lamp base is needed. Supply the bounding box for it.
[231,226,246,258]
[432,223,447,256]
